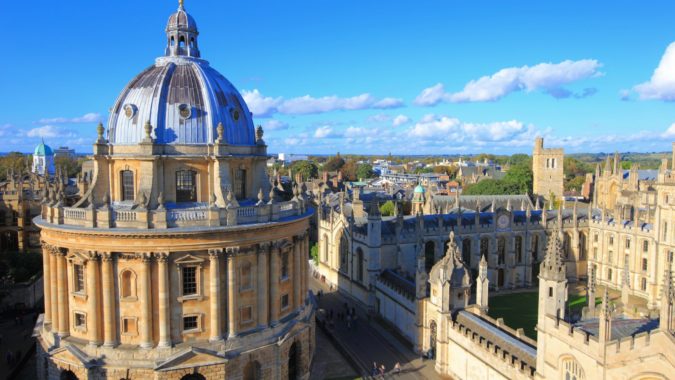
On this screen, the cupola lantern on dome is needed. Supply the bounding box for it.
[107,0,256,146]
[165,0,200,58]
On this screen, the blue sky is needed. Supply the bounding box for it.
[2,0,675,155]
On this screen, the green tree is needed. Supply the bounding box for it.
[462,179,505,195]
[55,155,84,178]
[380,200,396,216]
[341,160,358,181]
[508,154,531,167]
[290,160,319,181]
[323,155,346,172]
[502,163,533,194]
[310,243,319,265]
[356,163,375,180]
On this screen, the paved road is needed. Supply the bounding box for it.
[310,276,441,380]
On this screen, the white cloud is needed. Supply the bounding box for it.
[663,123,675,138]
[367,114,391,123]
[314,126,341,139]
[242,89,404,117]
[0,124,15,137]
[392,114,411,127]
[37,112,101,124]
[632,42,675,101]
[262,119,289,131]
[407,114,537,147]
[27,125,61,138]
[414,59,602,105]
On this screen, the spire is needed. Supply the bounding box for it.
[599,288,612,342]
[660,269,674,331]
[540,228,566,281]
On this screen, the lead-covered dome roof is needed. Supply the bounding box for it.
[107,2,255,146]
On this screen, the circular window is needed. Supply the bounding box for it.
[123,104,137,119]
[178,104,192,119]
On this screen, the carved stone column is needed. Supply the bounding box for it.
[226,248,238,338]
[56,250,69,337]
[139,253,153,348]
[86,252,101,346]
[270,243,280,325]
[293,237,302,309]
[156,253,171,347]
[41,244,52,326]
[257,243,269,327]
[208,249,223,341]
[49,250,59,330]
[301,234,308,305]
[101,253,116,347]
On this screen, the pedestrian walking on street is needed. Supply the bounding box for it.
[394,362,401,375]
[372,362,379,377]
[379,364,386,378]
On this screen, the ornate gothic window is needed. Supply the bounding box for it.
[121,170,134,201]
[356,248,364,283]
[515,236,523,263]
[497,237,505,265]
[561,358,584,380]
[322,234,329,263]
[176,170,197,202]
[339,234,349,273]
[462,239,472,265]
[480,238,489,258]
[425,241,435,273]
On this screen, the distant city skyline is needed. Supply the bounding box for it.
[2,0,675,155]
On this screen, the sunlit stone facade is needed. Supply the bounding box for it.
[34,3,314,379]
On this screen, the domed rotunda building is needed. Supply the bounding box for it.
[35,2,314,379]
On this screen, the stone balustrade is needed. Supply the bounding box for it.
[40,198,307,230]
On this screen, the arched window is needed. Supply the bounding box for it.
[497,237,505,265]
[480,238,489,258]
[120,269,136,299]
[462,239,471,265]
[641,277,647,291]
[170,36,175,46]
[240,261,252,290]
[356,248,364,283]
[515,236,523,263]
[234,168,247,199]
[190,37,195,48]
[561,357,584,380]
[608,269,613,281]
[179,35,186,48]
[579,233,586,260]
[243,360,262,380]
[176,170,197,202]
[425,241,435,273]
[121,170,134,201]
[339,234,348,273]
[429,320,437,353]
[60,370,79,380]
[322,234,329,263]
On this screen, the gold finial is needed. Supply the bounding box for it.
[179,0,184,8]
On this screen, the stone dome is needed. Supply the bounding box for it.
[107,2,255,146]
[34,141,54,156]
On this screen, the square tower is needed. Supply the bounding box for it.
[532,137,564,201]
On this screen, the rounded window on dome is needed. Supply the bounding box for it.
[178,104,192,119]
[123,104,137,119]
[231,108,240,121]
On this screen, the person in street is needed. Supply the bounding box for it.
[372,362,379,377]
[394,362,401,375]
[379,364,386,378]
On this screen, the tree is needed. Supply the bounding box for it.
[508,153,531,167]
[503,163,533,194]
[55,155,84,178]
[289,160,318,181]
[380,200,395,216]
[323,155,346,172]
[310,244,319,265]
[0,152,30,180]
[462,179,505,195]
[341,160,358,181]
[356,163,375,180]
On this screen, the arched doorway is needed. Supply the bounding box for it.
[424,241,435,273]
[243,360,262,380]
[60,371,79,380]
[180,374,206,380]
[287,342,300,380]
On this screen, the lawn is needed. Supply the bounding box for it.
[487,291,591,341]
[487,292,540,340]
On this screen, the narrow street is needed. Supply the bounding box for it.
[310,275,441,379]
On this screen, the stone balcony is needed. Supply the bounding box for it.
[38,197,308,230]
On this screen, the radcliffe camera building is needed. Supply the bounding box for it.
[34,3,314,379]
